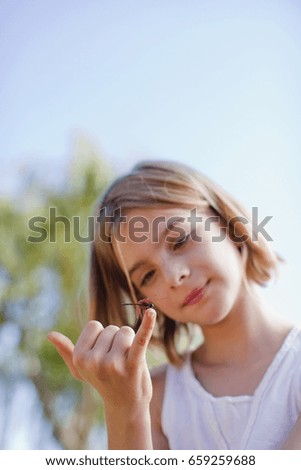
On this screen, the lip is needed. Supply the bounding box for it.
[184,283,208,306]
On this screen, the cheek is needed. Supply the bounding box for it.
[203,239,243,277]
[219,245,244,286]
[137,282,165,307]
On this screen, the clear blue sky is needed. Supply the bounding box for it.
[0,0,301,447]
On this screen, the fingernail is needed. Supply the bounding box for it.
[147,308,156,319]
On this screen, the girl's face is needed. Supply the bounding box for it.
[115,207,245,327]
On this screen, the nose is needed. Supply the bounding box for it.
[163,258,190,289]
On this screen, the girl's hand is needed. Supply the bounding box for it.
[47,309,156,410]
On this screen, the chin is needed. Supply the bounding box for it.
[200,302,234,327]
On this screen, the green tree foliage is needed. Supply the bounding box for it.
[0,137,112,449]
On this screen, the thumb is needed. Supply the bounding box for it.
[128,308,156,364]
[47,331,83,380]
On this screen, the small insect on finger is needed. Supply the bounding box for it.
[121,298,155,319]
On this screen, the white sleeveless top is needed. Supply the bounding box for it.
[162,326,301,449]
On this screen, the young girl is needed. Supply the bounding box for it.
[48,160,301,450]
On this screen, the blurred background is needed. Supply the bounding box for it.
[0,0,300,449]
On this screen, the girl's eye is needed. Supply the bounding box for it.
[173,232,191,250]
[141,270,155,287]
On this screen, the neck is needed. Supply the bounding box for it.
[195,282,292,367]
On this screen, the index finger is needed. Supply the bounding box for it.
[128,308,156,363]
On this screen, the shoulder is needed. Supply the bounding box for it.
[286,325,301,357]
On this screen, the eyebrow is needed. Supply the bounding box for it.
[128,216,185,278]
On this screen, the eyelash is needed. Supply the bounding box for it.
[140,232,191,286]
[173,231,191,250]
[141,270,155,287]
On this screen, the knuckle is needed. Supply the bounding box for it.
[87,320,101,328]
[104,325,119,335]
[137,336,148,347]
[119,326,134,336]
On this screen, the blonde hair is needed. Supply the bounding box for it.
[89,160,280,364]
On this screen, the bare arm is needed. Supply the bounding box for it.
[105,402,152,450]
[281,413,301,449]
[48,309,156,450]
[150,365,170,450]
